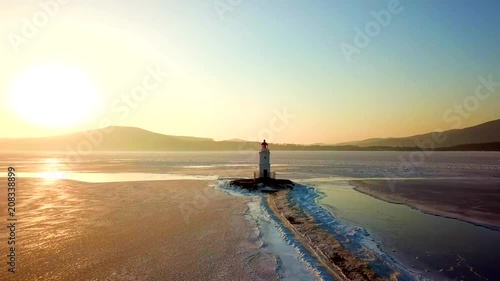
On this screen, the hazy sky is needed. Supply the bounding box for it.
[1,0,499,144]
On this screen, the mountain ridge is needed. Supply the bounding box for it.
[333,119,500,148]
[1,119,500,151]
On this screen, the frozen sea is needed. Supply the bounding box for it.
[2,151,500,280]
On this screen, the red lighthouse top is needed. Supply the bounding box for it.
[261,140,268,149]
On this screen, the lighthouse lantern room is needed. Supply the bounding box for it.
[259,140,271,178]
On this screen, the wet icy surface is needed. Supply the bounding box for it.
[2,151,499,280]
[217,180,329,281]
[310,180,500,280]
[1,171,217,182]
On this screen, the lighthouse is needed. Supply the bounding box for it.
[231,139,293,190]
[259,140,271,178]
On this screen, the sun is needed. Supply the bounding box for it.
[7,63,102,128]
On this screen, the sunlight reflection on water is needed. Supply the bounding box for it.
[1,172,218,183]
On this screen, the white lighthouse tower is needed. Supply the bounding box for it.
[259,140,271,178]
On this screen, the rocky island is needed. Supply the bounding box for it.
[229,177,294,192]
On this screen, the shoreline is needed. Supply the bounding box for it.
[266,190,395,281]
[349,180,500,232]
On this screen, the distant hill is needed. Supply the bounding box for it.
[335,119,500,148]
[0,126,271,152]
[437,142,500,151]
[0,126,241,151]
[311,142,328,146]
[224,138,248,142]
[1,119,500,151]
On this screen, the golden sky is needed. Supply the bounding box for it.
[1,1,499,144]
